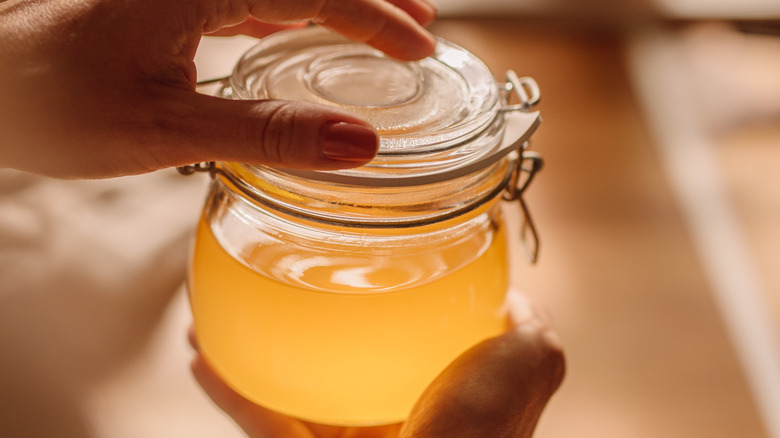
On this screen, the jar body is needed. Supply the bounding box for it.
[188,176,510,426]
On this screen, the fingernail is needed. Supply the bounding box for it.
[321,122,378,163]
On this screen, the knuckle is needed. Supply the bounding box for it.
[251,101,298,165]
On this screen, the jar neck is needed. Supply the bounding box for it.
[214,157,514,230]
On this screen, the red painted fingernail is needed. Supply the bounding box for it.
[321,122,379,163]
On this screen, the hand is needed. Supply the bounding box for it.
[0,0,436,178]
[189,289,565,438]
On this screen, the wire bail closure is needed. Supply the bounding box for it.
[178,70,544,264]
[503,144,543,264]
[499,71,544,264]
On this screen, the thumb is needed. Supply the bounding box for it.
[401,298,565,438]
[146,89,379,171]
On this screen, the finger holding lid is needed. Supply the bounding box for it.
[246,0,436,60]
[385,0,437,26]
[312,0,436,60]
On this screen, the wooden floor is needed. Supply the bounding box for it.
[430,17,772,438]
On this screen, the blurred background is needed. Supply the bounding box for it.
[1,0,779,437]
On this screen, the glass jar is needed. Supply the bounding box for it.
[182,26,543,426]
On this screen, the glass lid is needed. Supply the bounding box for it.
[229,26,501,156]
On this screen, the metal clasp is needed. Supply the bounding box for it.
[499,71,544,264]
[503,144,544,264]
[500,71,541,113]
[176,162,221,179]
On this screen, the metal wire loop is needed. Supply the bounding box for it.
[503,149,544,202]
[503,147,544,264]
[500,71,541,112]
[176,162,223,179]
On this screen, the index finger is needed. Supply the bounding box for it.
[247,0,437,60]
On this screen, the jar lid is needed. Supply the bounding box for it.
[226,26,540,186]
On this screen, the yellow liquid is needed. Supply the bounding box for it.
[189,216,508,425]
